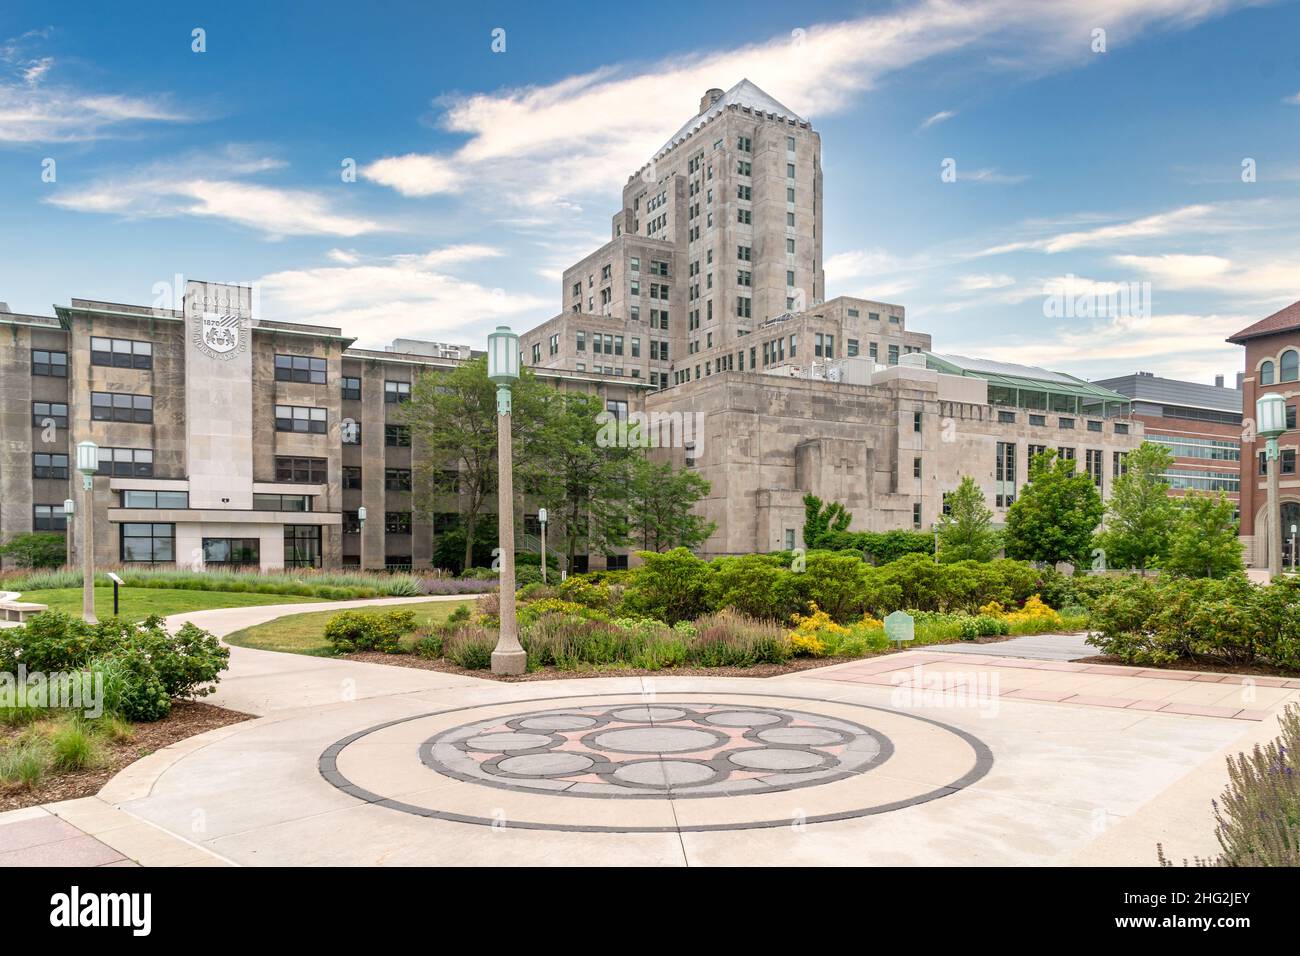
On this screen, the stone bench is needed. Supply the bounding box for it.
[0,602,47,622]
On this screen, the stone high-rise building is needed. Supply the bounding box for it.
[0,81,1147,571]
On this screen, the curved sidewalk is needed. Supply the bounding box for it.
[10,605,1294,866]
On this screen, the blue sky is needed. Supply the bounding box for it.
[2,0,1299,382]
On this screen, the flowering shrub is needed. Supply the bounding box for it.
[0,612,227,721]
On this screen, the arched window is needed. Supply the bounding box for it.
[1261,360,1275,386]
[1282,350,1299,383]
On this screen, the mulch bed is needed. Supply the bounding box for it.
[342,631,1054,682]
[1073,654,1300,679]
[0,701,251,812]
[343,649,864,681]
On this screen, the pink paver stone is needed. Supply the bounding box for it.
[1063,694,1138,709]
[1232,709,1272,721]
[1157,703,1240,719]
[1003,688,1072,702]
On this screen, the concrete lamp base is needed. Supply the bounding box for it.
[491,649,527,676]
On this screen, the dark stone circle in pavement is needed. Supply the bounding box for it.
[421,702,890,799]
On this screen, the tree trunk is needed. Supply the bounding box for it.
[463,510,476,572]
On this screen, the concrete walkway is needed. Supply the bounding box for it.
[12,599,1296,866]
[939,632,1095,661]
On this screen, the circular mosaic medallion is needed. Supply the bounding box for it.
[319,693,994,833]
[420,702,888,798]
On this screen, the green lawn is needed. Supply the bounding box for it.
[16,586,324,623]
[224,599,472,656]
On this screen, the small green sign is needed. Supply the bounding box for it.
[884,610,915,644]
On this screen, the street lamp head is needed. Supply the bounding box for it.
[538,507,548,526]
[357,505,367,523]
[1257,392,1287,440]
[75,440,99,476]
[63,498,75,516]
[486,326,520,385]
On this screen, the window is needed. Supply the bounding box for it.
[995,442,1017,507]
[121,490,188,509]
[605,399,629,422]
[284,525,322,569]
[1059,417,1075,430]
[1029,414,1046,426]
[343,510,361,534]
[343,466,362,490]
[33,453,69,479]
[32,401,69,428]
[203,538,260,566]
[275,457,328,483]
[1059,447,1076,465]
[341,376,361,400]
[91,338,152,369]
[1260,360,1276,385]
[385,424,411,447]
[888,344,899,365]
[274,404,327,433]
[97,447,152,477]
[384,467,412,491]
[1282,350,1299,383]
[32,349,68,377]
[736,297,751,318]
[738,136,752,152]
[120,523,175,563]
[274,354,327,384]
[91,392,153,423]
[998,411,1016,424]
[1113,451,1127,478]
[576,331,586,352]
[869,342,878,360]
[1028,444,1048,463]
[385,511,412,534]
[737,209,752,225]
[385,555,413,570]
[1148,435,1240,461]
[34,504,68,532]
[912,503,922,529]
[1085,449,1104,489]
[913,457,922,479]
[913,411,923,433]
[1087,420,1102,433]
[384,381,411,403]
[253,493,312,512]
[631,337,640,358]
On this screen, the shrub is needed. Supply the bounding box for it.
[1088,574,1300,670]
[0,532,67,569]
[516,598,602,627]
[708,554,793,621]
[323,609,418,654]
[0,612,228,722]
[687,611,790,667]
[412,630,444,660]
[442,624,496,669]
[619,548,714,624]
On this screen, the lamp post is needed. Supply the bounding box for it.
[487,326,525,675]
[538,507,548,584]
[1256,393,1287,579]
[63,497,74,568]
[357,505,367,570]
[75,441,98,624]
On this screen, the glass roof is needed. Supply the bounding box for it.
[924,352,1131,402]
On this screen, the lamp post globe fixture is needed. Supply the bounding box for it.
[75,440,99,623]
[1257,393,1288,579]
[357,505,367,570]
[486,326,526,675]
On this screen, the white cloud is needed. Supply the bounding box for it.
[1284,91,1300,105]
[961,166,1028,185]
[955,273,1016,291]
[46,148,381,238]
[258,249,548,348]
[0,33,189,144]
[363,0,1252,213]
[978,203,1218,255]
[945,311,1247,380]
[1116,251,1300,301]
[919,109,956,130]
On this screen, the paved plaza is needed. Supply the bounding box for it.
[1,597,1295,866]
